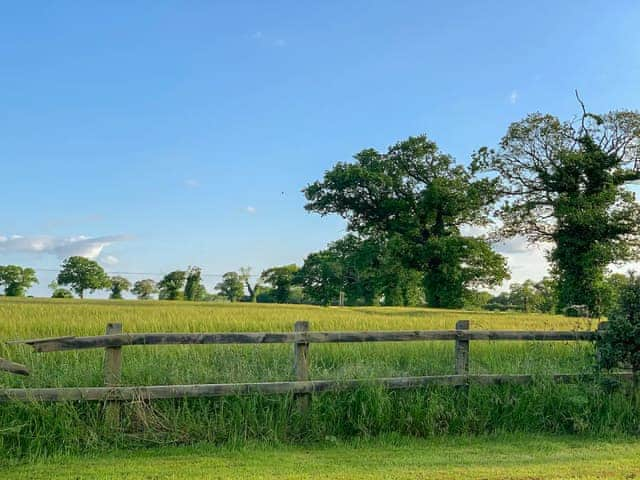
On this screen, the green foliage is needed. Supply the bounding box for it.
[261,264,299,303]
[215,272,244,302]
[598,275,640,374]
[485,278,558,313]
[184,267,207,301]
[51,288,73,298]
[57,257,110,299]
[475,109,640,317]
[304,135,509,308]
[0,265,38,297]
[239,267,260,302]
[295,235,424,306]
[462,290,493,310]
[131,279,157,300]
[158,271,186,300]
[109,276,131,300]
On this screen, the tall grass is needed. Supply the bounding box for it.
[0,297,637,460]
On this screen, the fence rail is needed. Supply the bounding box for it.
[13,329,598,352]
[0,320,623,415]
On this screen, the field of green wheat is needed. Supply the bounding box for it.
[0,297,637,461]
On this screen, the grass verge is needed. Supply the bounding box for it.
[1,434,639,479]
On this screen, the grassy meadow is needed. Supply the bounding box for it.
[0,297,638,461]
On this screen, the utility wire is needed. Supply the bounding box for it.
[24,267,261,277]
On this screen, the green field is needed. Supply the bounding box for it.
[1,297,638,463]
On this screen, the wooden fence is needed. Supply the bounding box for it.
[0,320,629,412]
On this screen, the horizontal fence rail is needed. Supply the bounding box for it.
[13,329,599,352]
[1,320,624,419]
[0,357,29,376]
[0,373,633,403]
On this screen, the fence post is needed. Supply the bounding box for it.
[455,320,470,399]
[104,322,122,429]
[595,321,608,366]
[294,320,310,414]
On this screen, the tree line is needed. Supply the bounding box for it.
[1,104,639,316]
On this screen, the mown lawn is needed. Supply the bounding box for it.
[2,434,639,479]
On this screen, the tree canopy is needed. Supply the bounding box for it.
[304,135,509,308]
[131,279,158,300]
[0,265,38,297]
[474,107,640,316]
[158,271,186,300]
[57,257,110,299]
[184,267,207,301]
[216,272,244,302]
[109,276,131,300]
[261,265,299,304]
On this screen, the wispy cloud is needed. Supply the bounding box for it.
[509,90,519,104]
[184,179,200,189]
[246,206,256,214]
[101,255,119,266]
[250,31,286,48]
[0,234,131,260]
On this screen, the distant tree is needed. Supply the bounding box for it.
[239,267,260,302]
[261,265,299,303]
[534,277,559,314]
[57,256,110,299]
[158,271,186,300]
[462,290,493,310]
[304,135,509,308]
[184,266,207,301]
[132,279,158,300]
[0,265,38,297]
[215,272,244,302]
[474,105,640,316]
[51,288,73,299]
[109,276,131,300]
[296,251,343,305]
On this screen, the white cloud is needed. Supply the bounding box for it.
[101,255,119,266]
[0,234,130,260]
[509,90,519,104]
[184,179,200,188]
[246,206,256,214]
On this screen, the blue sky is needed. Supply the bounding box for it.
[1,1,639,297]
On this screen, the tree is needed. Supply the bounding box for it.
[131,279,158,300]
[304,135,509,308]
[0,265,38,297]
[239,267,260,302]
[261,265,299,303]
[474,106,640,316]
[51,288,73,298]
[184,266,207,301]
[597,274,640,392]
[215,272,244,302]
[57,256,110,299]
[296,234,424,306]
[296,251,344,305]
[109,276,131,300]
[158,271,186,300]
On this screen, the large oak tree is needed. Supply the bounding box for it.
[304,135,509,308]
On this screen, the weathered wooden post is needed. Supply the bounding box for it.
[104,322,123,429]
[455,320,470,399]
[294,320,310,415]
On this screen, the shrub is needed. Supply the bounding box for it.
[597,275,640,379]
